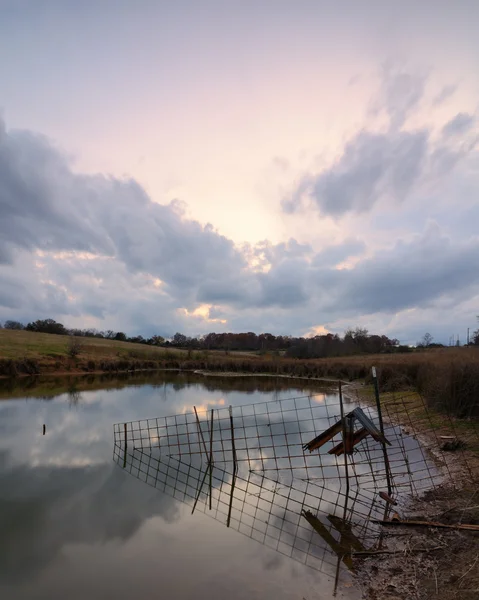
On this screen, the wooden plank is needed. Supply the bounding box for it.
[328,428,369,455]
[352,407,391,446]
[302,420,343,452]
[344,413,355,455]
[301,510,354,570]
[374,519,479,531]
[379,491,398,505]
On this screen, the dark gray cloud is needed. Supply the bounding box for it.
[316,225,479,315]
[0,461,179,583]
[285,130,428,216]
[442,112,475,137]
[284,70,476,219]
[0,120,244,299]
[377,64,427,131]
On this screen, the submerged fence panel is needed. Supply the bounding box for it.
[113,387,478,586]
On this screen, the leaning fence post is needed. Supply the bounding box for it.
[123,423,128,469]
[229,405,237,473]
[338,381,350,515]
[227,405,238,526]
[208,408,214,510]
[371,366,393,496]
[194,406,209,460]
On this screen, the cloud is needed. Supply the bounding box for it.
[376,63,427,131]
[0,119,244,304]
[284,69,477,219]
[0,460,179,583]
[1,114,479,344]
[432,84,457,107]
[285,130,428,216]
[312,238,366,267]
[318,224,479,315]
[442,112,476,137]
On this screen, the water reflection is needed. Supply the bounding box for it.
[1,373,356,600]
[112,391,397,592]
[0,371,335,400]
[113,446,381,587]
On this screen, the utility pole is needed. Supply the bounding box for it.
[467,328,470,346]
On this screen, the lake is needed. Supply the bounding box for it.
[0,372,434,599]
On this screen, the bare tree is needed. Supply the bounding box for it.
[67,336,83,358]
[418,332,433,348]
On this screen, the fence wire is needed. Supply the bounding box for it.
[113,387,478,585]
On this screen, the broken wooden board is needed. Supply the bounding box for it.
[328,427,369,456]
[373,519,479,531]
[352,407,391,446]
[302,420,343,452]
[301,510,365,569]
[379,491,398,505]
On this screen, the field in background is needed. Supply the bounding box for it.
[1,329,478,418]
[0,328,189,360]
[0,329,258,361]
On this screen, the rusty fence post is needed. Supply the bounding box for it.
[371,366,393,496]
[123,422,128,469]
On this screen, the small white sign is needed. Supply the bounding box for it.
[371,366,377,378]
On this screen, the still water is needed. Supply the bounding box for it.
[0,372,363,600]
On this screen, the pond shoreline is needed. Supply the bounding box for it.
[346,384,479,600]
[0,365,350,384]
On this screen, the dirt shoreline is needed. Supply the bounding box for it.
[344,383,479,599]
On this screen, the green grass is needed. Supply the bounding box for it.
[0,329,189,361]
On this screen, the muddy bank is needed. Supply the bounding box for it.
[345,383,479,599]
[355,486,479,599]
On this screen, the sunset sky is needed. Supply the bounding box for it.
[1,0,478,344]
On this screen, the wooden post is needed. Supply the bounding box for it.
[372,367,393,496]
[194,406,209,459]
[229,406,237,472]
[209,408,214,510]
[123,423,128,469]
[338,381,350,513]
[191,462,210,515]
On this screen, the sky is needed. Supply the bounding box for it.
[0,0,478,344]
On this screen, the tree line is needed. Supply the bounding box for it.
[0,319,166,346]
[1,318,478,358]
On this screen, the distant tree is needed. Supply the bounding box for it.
[471,329,479,346]
[172,332,188,347]
[148,335,165,346]
[69,328,84,337]
[104,330,116,339]
[25,319,67,335]
[128,335,146,344]
[4,320,24,330]
[417,332,433,348]
[114,332,127,342]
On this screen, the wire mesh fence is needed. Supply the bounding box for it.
[113,444,390,582]
[113,382,478,587]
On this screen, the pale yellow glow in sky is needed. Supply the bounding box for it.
[178,304,227,324]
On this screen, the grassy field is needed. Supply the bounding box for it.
[0,328,191,361]
[1,328,478,417]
